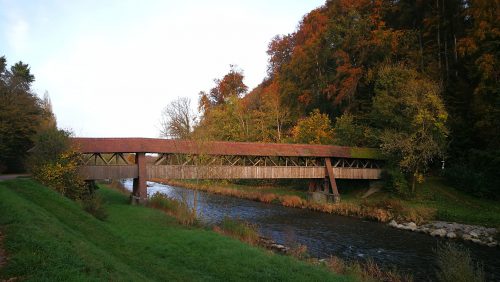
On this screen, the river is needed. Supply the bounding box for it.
[121,180,499,281]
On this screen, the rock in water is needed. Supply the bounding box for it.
[407,222,417,231]
[430,228,447,237]
[388,220,398,228]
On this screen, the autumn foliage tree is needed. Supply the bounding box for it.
[198,65,248,112]
[292,109,334,145]
[371,65,448,192]
[190,0,498,198]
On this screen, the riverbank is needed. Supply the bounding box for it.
[152,177,499,246]
[0,178,350,281]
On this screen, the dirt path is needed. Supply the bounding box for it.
[0,174,29,182]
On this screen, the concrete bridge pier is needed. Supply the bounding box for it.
[131,153,148,204]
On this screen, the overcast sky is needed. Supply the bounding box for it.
[1,0,324,137]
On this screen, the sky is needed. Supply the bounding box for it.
[1,0,325,137]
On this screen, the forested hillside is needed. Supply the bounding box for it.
[177,0,499,198]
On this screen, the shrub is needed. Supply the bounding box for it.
[384,167,411,197]
[148,192,197,225]
[216,217,259,245]
[82,195,108,221]
[435,243,485,282]
[29,128,89,200]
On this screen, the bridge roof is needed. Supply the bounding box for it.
[71,138,383,159]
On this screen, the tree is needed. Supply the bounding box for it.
[371,65,448,192]
[333,113,367,147]
[40,91,57,130]
[0,56,44,172]
[249,80,291,142]
[292,109,335,144]
[160,97,195,139]
[200,65,248,108]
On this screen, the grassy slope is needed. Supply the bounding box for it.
[0,179,351,282]
[173,178,500,227]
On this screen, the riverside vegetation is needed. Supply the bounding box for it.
[0,178,350,281]
[0,178,420,282]
[126,189,413,281]
[97,180,499,281]
[154,178,500,246]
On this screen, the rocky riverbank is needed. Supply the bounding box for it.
[388,220,498,247]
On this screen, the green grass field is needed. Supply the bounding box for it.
[0,178,351,282]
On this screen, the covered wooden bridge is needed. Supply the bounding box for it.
[72,138,384,203]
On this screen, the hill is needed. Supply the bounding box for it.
[0,178,350,281]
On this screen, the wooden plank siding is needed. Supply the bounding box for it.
[147,165,326,179]
[78,165,381,180]
[78,165,138,180]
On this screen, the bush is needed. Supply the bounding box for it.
[29,128,88,200]
[435,243,485,282]
[32,151,88,200]
[384,167,411,197]
[82,195,108,221]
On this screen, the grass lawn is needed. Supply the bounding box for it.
[0,178,352,282]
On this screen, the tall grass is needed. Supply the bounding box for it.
[435,243,485,282]
[281,195,304,207]
[148,192,197,225]
[214,217,260,245]
[323,256,413,282]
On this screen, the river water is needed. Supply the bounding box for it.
[121,180,499,281]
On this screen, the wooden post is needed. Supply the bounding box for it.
[132,152,147,204]
[325,157,340,203]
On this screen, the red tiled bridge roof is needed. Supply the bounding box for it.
[71,138,383,159]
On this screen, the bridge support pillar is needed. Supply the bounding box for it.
[131,152,147,205]
[325,158,341,203]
